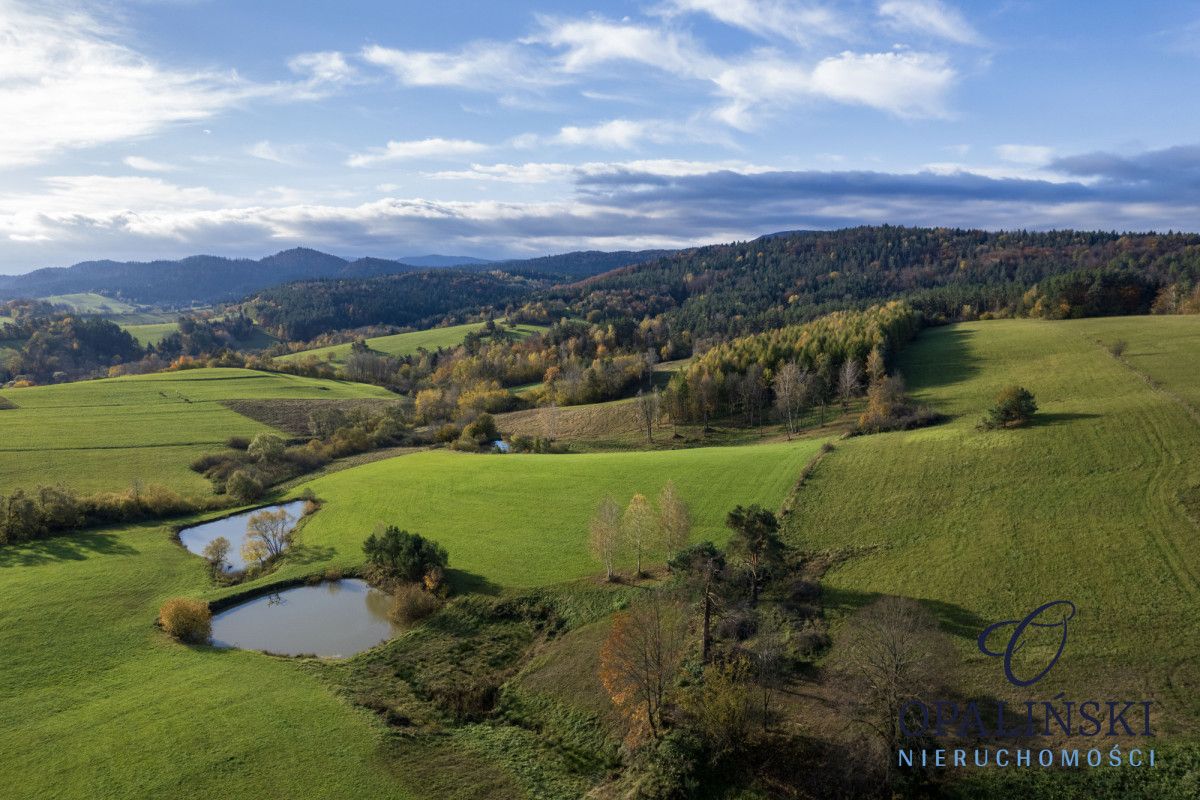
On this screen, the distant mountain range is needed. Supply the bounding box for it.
[0,248,672,307]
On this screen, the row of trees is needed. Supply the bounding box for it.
[588,482,693,580]
[0,483,200,545]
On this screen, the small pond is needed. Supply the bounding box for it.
[178,500,308,572]
[210,579,400,657]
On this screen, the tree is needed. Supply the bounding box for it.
[980,385,1038,429]
[226,469,264,503]
[857,374,908,433]
[837,358,864,411]
[202,536,231,572]
[772,362,806,438]
[622,493,658,577]
[241,507,294,565]
[362,526,449,583]
[247,433,286,464]
[636,387,661,443]
[865,345,886,385]
[679,655,758,761]
[589,495,622,581]
[668,541,725,663]
[657,480,691,557]
[738,364,766,426]
[599,594,686,743]
[828,596,956,789]
[726,505,782,606]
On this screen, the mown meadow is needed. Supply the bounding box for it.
[5,315,1200,799]
[0,437,822,799]
[276,322,547,367]
[0,368,393,494]
[788,317,1200,735]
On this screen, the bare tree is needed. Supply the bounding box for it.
[837,358,864,412]
[241,507,294,565]
[588,496,622,581]
[657,480,691,556]
[772,362,807,438]
[827,596,956,789]
[622,493,658,577]
[636,387,661,443]
[599,593,686,742]
[738,364,766,426]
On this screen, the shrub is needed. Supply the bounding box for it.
[462,412,499,445]
[362,526,449,583]
[434,423,461,443]
[1107,339,1128,358]
[225,435,251,450]
[980,385,1038,429]
[388,584,443,624]
[226,469,264,503]
[247,433,286,463]
[160,597,212,643]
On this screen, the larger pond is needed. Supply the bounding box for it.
[178,500,308,572]
[210,579,400,657]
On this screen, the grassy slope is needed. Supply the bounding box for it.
[0,368,393,495]
[0,523,413,800]
[0,437,821,799]
[789,317,1200,733]
[122,321,180,346]
[276,441,826,589]
[276,323,546,367]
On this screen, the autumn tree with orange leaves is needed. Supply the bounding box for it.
[598,594,686,744]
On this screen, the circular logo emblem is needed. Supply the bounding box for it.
[978,600,1076,687]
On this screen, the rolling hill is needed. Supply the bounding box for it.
[0,368,393,495]
[787,316,1200,734]
[276,322,546,366]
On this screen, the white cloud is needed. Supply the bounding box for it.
[248,140,297,164]
[655,0,848,45]
[809,51,955,117]
[530,17,716,78]
[347,138,489,167]
[554,120,655,149]
[427,158,776,183]
[0,2,276,168]
[878,0,982,45]
[123,156,176,172]
[287,51,359,88]
[361,42,555,91]
[714,50,954,126]
[996,144,1054,166]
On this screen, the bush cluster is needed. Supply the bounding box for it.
[159,597,212,644]
[0,483,201,545]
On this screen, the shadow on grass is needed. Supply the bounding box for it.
[1029,411,1102,427]
[446,568,503,597]
[0,528,139,568]
[286,543,337,565]
[898,326,982,393]
[821,585,988,641]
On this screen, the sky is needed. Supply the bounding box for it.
[1,0,1199,274]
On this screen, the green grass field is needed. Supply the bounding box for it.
[276,322,546,367]
[282,441,826,588]
[788,317,1200,734]
[7,314,1200,799]
[0,437,822,799]
[121,321,180,346]
[0,368,393,495]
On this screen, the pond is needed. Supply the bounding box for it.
[178,500,308,572]
[210,579,400,657]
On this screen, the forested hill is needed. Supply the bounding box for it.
[564,226,1200,337]
[485,249,674,279]
[0,247,675,307]
[245,270,542,341]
